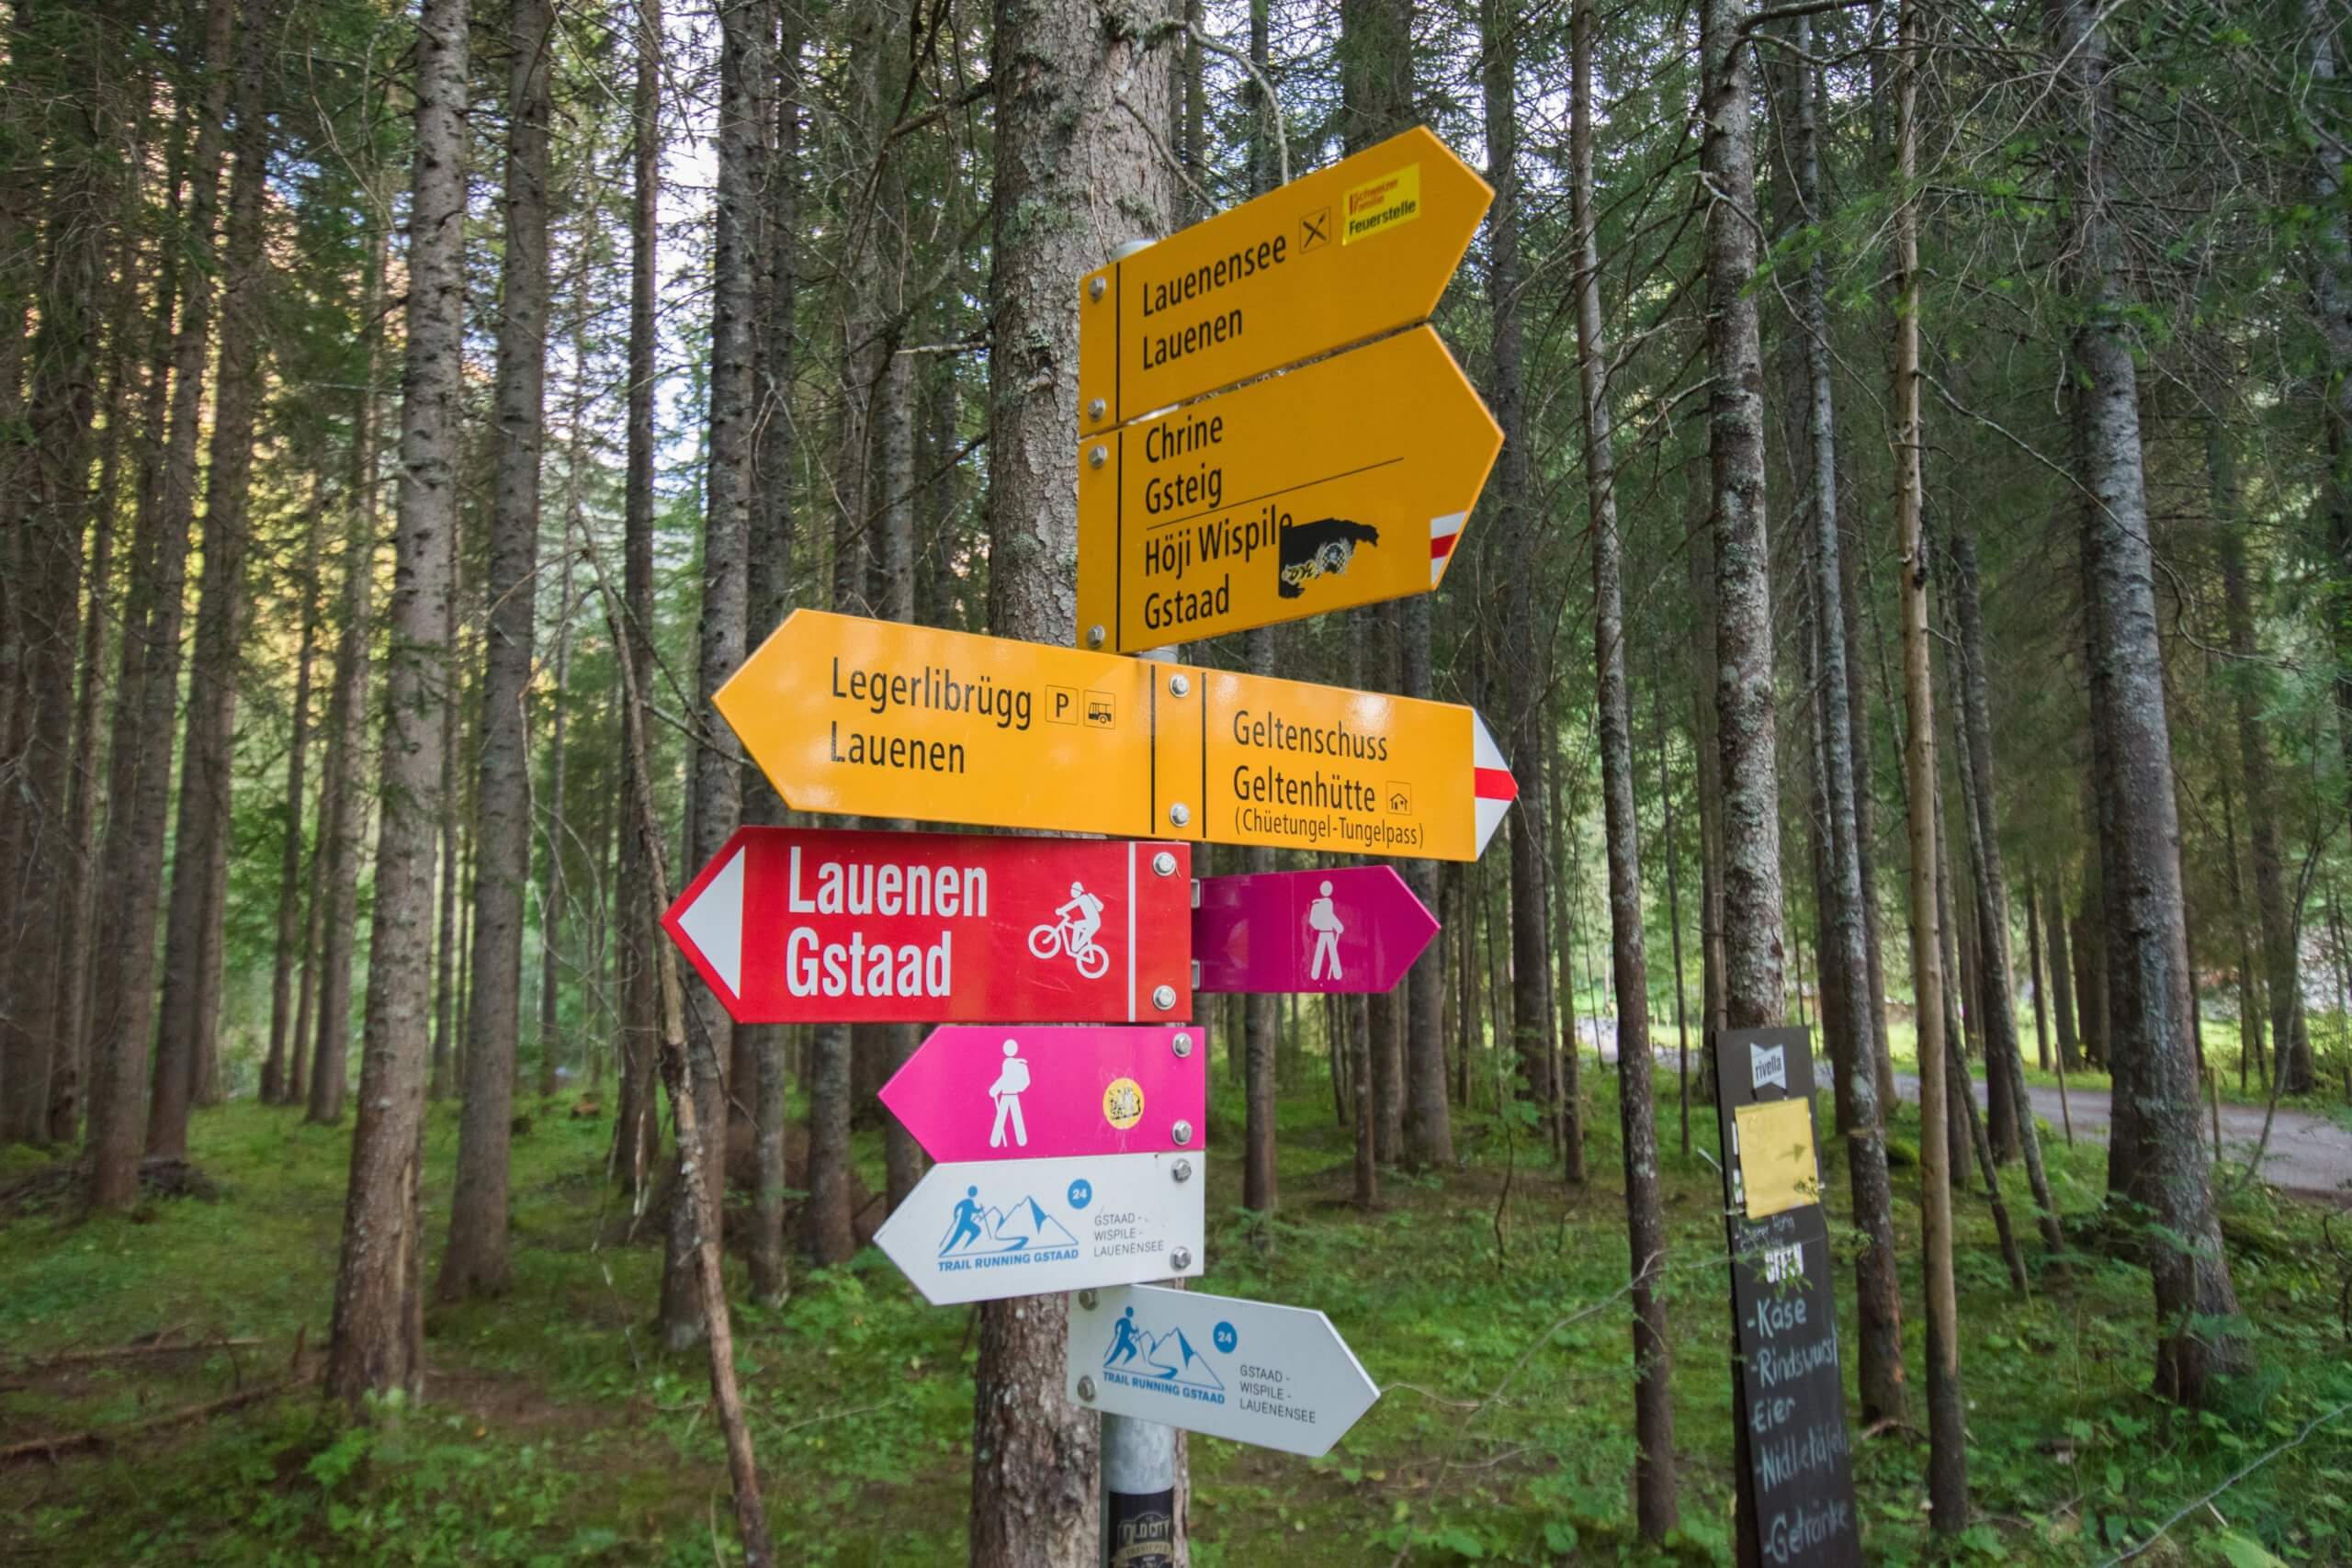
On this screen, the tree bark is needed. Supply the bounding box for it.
[537,525,579,1102]
[1699,0,1784,1034]
[3,0,117,1146]
[2048,0,2248,1403]
[440,0,555,1301]
[1837,459,1895,1117]
[150,0,273,1155]
[611,0,663,1196]
[661,0,766,1348]
[2044,871,2081,1066]
[1775,14,1905,1425]
[1571,1,1676,1527]
[1947,532,2063,1258]
[2299,0,2352,876]
[2214,435,2312,1093]
[264,486,326,1105]
[429,552,465,1104]
[325,0,467,1403]
[1945,532,2022,1162]
[1893,0,1966,1528]
[741,13,800,1305]
[309,206,391,1127]
[974,0,1170,1546]
[85,0,239,1205]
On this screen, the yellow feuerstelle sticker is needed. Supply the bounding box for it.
[1102,1077,1145,1130]
[1076,127,1493,433]
[1733,1097,1821,1220]
[1342,163,1422,244]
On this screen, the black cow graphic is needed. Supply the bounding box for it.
[1278,518,1381,599]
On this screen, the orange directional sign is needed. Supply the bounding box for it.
[1077,327,1501,652]
[716,610,1517,861]
[1078,126,1492,434]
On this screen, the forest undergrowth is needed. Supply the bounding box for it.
[4,1071,2350,1566]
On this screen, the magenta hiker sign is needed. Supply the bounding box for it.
[878,1024,1208,1164]
[1192,866,1440,995]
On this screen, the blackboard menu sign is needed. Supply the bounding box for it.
[1712,1027,1860,1568]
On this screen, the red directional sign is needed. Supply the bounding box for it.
[662,827,1193,1024]
[878,1023,1206,1163]
[1193,866,1439,995]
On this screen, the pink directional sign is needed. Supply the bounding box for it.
[1193,866,1439,995]
[879,1024,1207,1164]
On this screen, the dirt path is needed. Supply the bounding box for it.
[1578,1017,2352,1204]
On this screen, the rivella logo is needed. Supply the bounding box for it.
[1749,1043,1787,1092]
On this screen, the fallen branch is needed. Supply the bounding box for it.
[17,1336,262,1369]
[1,1371,318,1464]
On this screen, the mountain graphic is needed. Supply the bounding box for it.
[939,1192,1078,1256]
[985,1196,1079,1252]
[1107,1325,1224,1393]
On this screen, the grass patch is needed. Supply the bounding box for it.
[4,1074,2350,1563]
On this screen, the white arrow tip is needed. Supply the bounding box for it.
[679,844,747,998]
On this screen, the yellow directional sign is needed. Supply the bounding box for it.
[1077,327,1501,653]
[717,610,1518,861]
[1078,126,1492,434]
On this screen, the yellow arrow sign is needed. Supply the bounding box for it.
[716,610,1518,861]
[1078,126,1492,434]
[1077,327,1501,653]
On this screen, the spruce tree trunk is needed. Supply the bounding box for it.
[2047,0,2248,1403]
[2,0,115,1146]
[973,0,1170,1546]
[325,0,467,1403]
[2044,872,2081,1066]
[1571,0,1676,1525]
[150,0,272,1153]
[2025,876,2052,1072]
[2215,441,2312,1094]
[537,525,578,1102]
[612,0,663,1195]
[661,0,766,1348]
[741,10,798,1304]
[1697,0,1784,1033]
[1837,478,1895,1115]
[264,489,325,1105]
[1778,17,1905,1425]
[1947,532,2024,1163]
[1476,0,1552,1173]
[1893,0,1966,1528]
[85,0,238,1206]
[309,211,390,1127]
[441,0,555,1301]
[2301,0,2352,875]
[428,563,464,1103]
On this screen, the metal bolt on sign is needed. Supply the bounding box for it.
[1171,1120,1193,1146]
[1152,852,1176,876]
[1152,985,1177,1011]
[1170,1032,1193,1057]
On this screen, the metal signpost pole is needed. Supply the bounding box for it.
[1102,473,1182,1565]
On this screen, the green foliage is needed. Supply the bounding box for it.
[11,1085,2351,1563]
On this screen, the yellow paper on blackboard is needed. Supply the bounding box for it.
[1734,1098,1819,1219]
